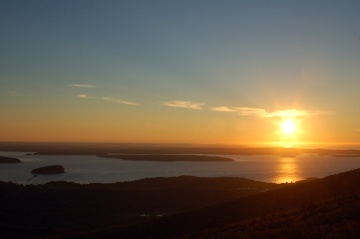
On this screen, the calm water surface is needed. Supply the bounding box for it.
[1,151,360,184]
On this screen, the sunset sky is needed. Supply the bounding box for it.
[1,0,360,146]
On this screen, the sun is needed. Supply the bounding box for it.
[272,110,304,147]
[281,120,296,135]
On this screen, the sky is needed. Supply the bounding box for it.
[1,0,360,146]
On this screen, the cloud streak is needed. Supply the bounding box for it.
[211,106,330,118]
[163,100,205,110]
[102,96,138,105]
[78,94,138,105]
[70,84,96,88]
[8,90,21,97]
[211,106,237,112]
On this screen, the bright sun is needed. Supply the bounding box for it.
[281,120,296,135]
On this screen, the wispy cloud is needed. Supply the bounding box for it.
[70,84,96,88]
[8,90,21,97]
[267,109,329,118]
[236,107,269,117]
[78,94,89,99]
[102,96,138,105]
[211,106,268,116]
[211,106,330,118]
[163,100,205,110]
[78,94,138,105]
[211,106,237,112]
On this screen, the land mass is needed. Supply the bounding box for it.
[1,169,360,238]
[5,142,356,157]
[31,165,65,174]
[0,176,282,238]
[333,154,360,157]
[96,154,233,162]
[0,156,21,163]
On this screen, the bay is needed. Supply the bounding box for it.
[1,151,360,184]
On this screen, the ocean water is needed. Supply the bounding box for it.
[1,151,360,184]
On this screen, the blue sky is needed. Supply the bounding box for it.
[1,0,360,144]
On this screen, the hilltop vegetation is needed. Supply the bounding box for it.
[1,164,360,238]
[186,193,360,239]
[0,176,281,239]
[65,169,360,239]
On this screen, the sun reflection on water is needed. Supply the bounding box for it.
[274,157,301,184]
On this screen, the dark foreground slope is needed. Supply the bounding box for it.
[187,193,360,239]
[1,169,360,239]
[0,176,280,239]
[69,168,360,239]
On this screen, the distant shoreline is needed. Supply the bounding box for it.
[29,147,360,157]
[1,142,360,158]
[96,154,233,162]
[333,154,360,157]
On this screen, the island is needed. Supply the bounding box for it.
[96,154,233,162]
[0,156,22,163]
[31,165,65,174]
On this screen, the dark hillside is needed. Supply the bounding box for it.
[2,169,360,238]
[0,176,280,239]
[186,193,360,238]
[77,168,360,239]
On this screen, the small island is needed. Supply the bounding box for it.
[31,165,65,174]
[0,156,22,163]
[97,154,233,162]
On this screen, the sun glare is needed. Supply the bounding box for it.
[272,110,305,147]
[281,120,296,135]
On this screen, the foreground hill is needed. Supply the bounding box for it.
[1,169,360,238]
[0,176,280,239]
[68,168,360,239]
[187,193,360,238]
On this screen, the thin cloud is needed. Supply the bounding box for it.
[102,96,138,105]
[211,106,330,118]
[211,106,237,112]
[234,107,269,117]
[8,90,21,97]
[70,84,96,88]
[267,109,329,118]
[163,100,205,110]
[78,94,89,99]
[78,94,138,105]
